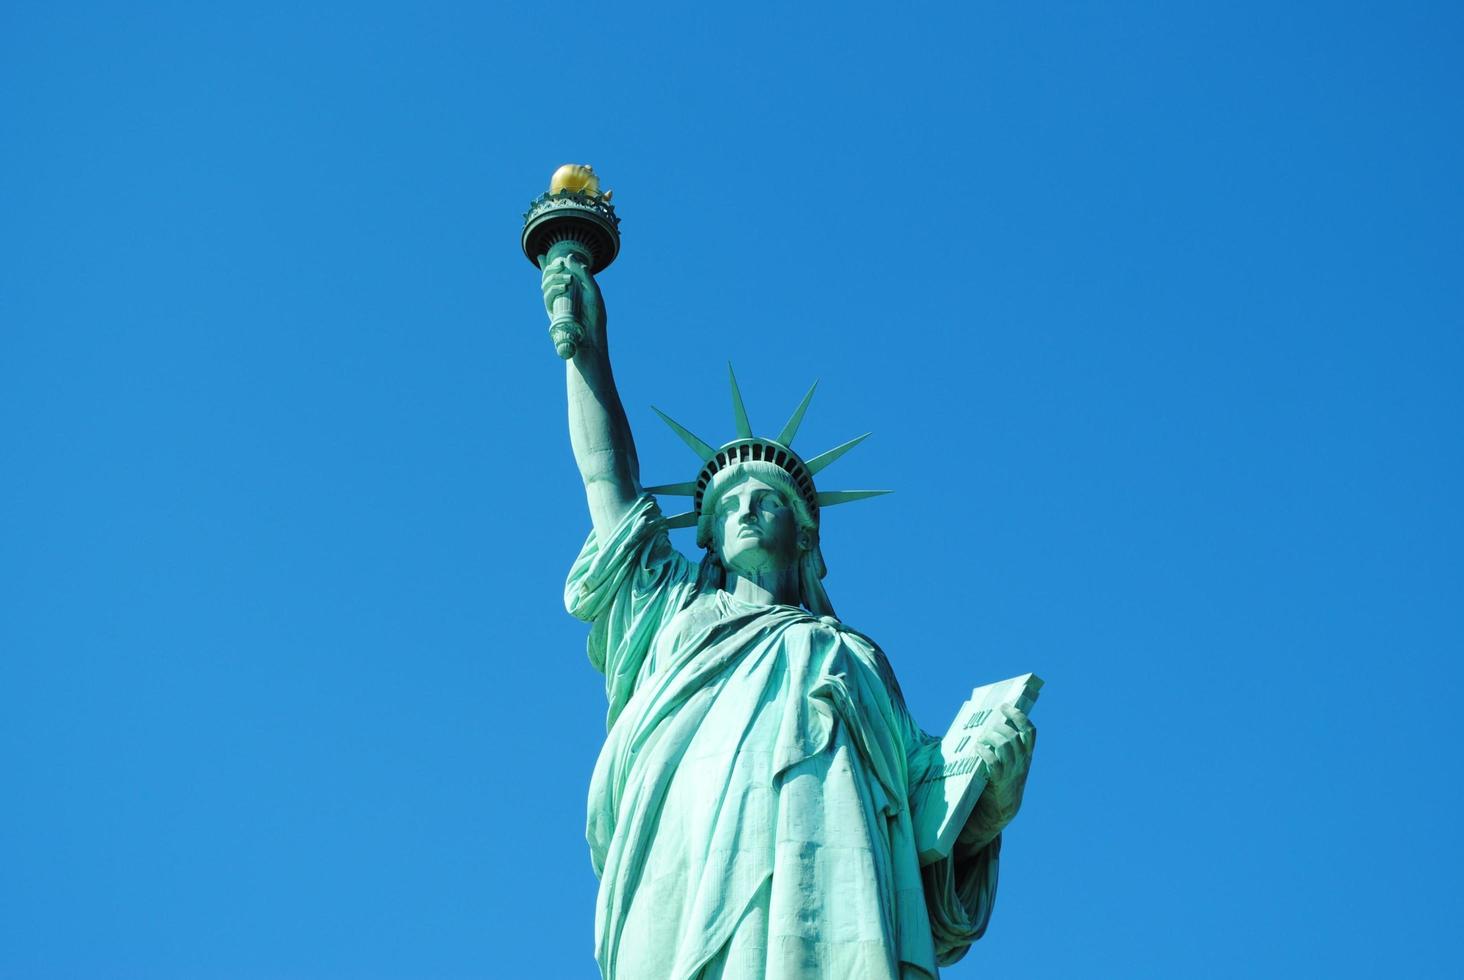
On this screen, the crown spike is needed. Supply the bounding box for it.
[805,432,872,476]
[816,490,893,507]
[663,510,699,529]
[728,363,753,438]
[644,481,699,496]
[777,381,819,446]
[652,407,716,461]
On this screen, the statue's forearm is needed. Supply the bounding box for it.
[956,783,1022,858]
[567,347,641,540]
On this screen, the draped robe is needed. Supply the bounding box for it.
[566,496,1000,979]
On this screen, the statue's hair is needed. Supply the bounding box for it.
[694,461,836,618]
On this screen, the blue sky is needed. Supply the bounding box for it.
[3,2,1461,977]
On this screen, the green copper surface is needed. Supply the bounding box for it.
[532,170,1038,979]
[776,381,818,446]
[728,363,754,439]
[804,432,872,475]
[651,406,717,461]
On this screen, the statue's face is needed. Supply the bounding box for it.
[710,475,807,576]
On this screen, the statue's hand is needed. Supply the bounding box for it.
[539,251,607,357]
[959,705,1037,853]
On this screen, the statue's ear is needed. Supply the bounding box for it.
[798,529,813,553]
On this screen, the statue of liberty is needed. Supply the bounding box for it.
[527,167,1037,979]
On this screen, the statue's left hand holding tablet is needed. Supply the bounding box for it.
[957,704,1038,856]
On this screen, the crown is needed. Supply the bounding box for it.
[645,365,891,535]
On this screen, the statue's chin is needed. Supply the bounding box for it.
[719,545,798,578]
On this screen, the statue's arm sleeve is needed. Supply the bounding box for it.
[923,831,1001,966]
[565,494,695,718]
[836,634,1001,968]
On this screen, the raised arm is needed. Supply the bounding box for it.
[541,252,642,542]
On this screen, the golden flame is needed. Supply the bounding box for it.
[549,163,610,199]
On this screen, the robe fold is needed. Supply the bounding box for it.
[566,495,999,979]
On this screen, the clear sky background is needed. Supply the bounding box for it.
[3,2,1461,977]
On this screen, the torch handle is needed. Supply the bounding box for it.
[549,296,581,359]
[542,239,592,360]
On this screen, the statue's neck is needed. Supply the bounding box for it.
[725,566,800,607]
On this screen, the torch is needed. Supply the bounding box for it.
[521,164,621,359]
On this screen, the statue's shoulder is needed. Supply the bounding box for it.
[799,613,891,672]
[808,613,878,649]
[816,616,908,702]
